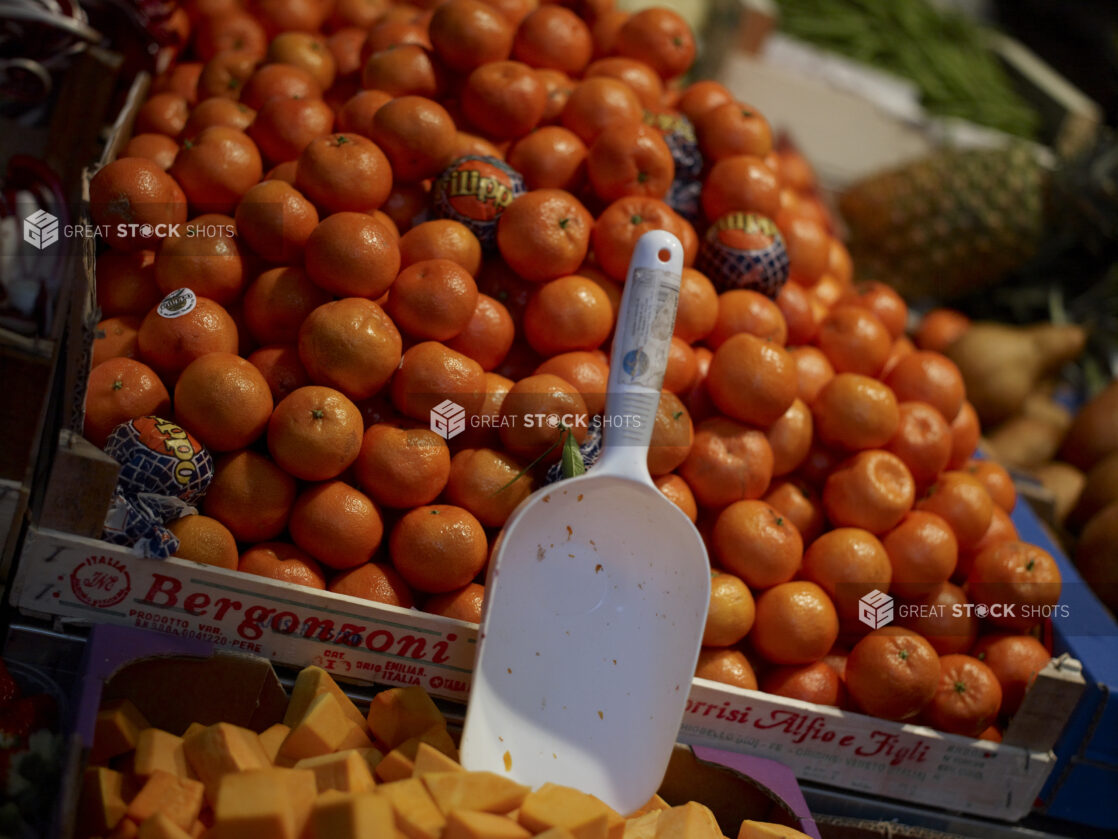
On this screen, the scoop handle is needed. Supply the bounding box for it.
[594,230,684,480]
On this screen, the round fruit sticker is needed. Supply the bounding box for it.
[696,212,790,298]
[157,287,197,318]
[432,155,527,248]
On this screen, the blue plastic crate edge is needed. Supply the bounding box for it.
[1009,498,1118,829]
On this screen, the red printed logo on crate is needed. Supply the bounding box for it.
[69,555,131,608]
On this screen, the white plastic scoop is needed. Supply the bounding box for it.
[459,230,711,814]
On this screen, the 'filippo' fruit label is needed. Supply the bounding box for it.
[645,110,703,221]
[432,155,526,249]
[644,110,702,181]
[696,212,790,299]
[105,416,214,504]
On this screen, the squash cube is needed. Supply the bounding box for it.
[534,829,577,839]
[134,729,193,780]
[379,724,460,783]
[126,769,205,830]
[356,746,385,774]
[136,812,193,839]
[294,750,376,793]
[256,723,290,764]
[623,811,661,839]
[279,692,354,762]
[378,777,447,839]
[284,666,366,729]
[92,700,150,764]
[338,721,374,751]
[375,747,415,783]
[79,767,128,836]
[182,723,271,802]
[422,770,530,815]
[654,803,721,839]
[312,791,395,839]
[107,817,140,839]
[412,742,464,777]
[366,687,446,749]
[627,796,671,818]
[444,810,533,839]
[211,768,316,839]
[518,784,624,839]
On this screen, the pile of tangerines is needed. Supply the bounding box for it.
[83,0,1061,741]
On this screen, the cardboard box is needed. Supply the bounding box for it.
[57,624,289,839]
[58,624,821,838]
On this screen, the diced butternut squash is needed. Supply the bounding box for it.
[736,823,812,839]
[189,821,206,839]
[79,767,129,835]
[534,828,577,839]
[400,725,459,762]
[337,720,374,751]
[92,700,150,764]
[374,747,415,783]
[126,770,205,830]
[134,729,193,780]
[444,809,533,839]
[181,723,205,740]
[256,724,290,764]
[279,693,354,762]
[137,812,193,839]
[378,777,447,839]
[282,766,319,836]
[312,791,395,839]
[107,817,140,839]
[284,667,366,730]
[366,687,447,749]
[412,742,465,777]
[627,796,671,818]
[654,803,721,839]
[422,770,530,815]
[623,811,661,839]
[294,750,375,794]
[378,724,460,782]
[518,784,624,839]
[211,768,316,839]
[356,746,385,775]
[182,723,270,803]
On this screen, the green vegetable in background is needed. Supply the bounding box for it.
[775,0,1041,139]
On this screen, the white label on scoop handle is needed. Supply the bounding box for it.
[598,230,683,473]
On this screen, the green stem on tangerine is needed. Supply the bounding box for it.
[491,424,572,496]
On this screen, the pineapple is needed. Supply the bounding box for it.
[838,143,1048,301]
